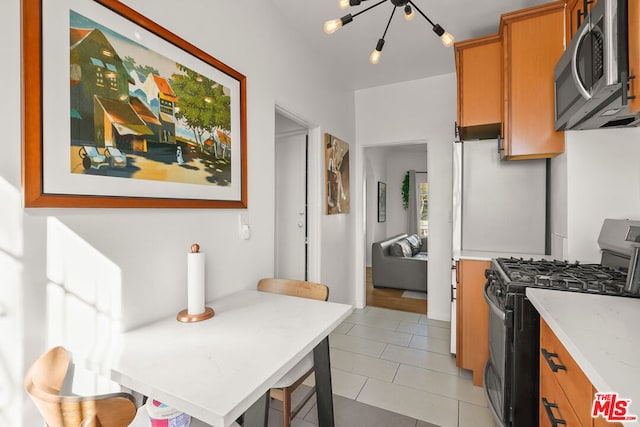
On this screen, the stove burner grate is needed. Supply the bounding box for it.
[496,257,628,295]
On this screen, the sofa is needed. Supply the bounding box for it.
[371,233,427,292]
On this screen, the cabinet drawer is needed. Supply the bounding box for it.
[540,360,583,427]
[593,410,624,427]
[540,319,593,426]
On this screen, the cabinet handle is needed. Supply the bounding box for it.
[542,398,567,427]
[455,260,459,284]
[622,71,637,105]
[541,348,567,373]
[576,0,594,28]
[577,8,584,27]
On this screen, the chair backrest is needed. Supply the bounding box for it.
[24,346,137,427]
[257,278,329,301]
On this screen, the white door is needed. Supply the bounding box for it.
[275,132,307,280]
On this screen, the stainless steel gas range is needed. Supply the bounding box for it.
[483,219,640,427]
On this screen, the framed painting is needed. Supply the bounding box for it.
[377,181,386,223]
[324,133,350,215]
[22,0,247,208]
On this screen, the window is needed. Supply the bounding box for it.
[106,64,118,91]
[160,98,173,115]
[90,57,105,87]
[419,182,428,237]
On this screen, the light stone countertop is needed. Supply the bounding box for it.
[526,288,640,419]
[453,250,547,262]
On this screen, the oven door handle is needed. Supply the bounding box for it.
[483,281,506,322]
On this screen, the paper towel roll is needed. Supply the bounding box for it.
[187,252,205,315]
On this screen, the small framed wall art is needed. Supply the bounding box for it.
[324,133,350,215]
[377,181,386,222]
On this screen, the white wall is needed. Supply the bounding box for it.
[386,150,428,237]
[461,140,546,254]
[365,147,388,266]
[2,1,355,424]
[561,128,640,262]
[355,73,456,321]
[549,150,568,259]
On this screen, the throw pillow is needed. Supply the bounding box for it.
[390,239,412,257]
[406,234,422,255]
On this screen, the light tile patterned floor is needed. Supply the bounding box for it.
[319,306,497,427]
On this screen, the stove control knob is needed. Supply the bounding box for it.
[485,269,496,279]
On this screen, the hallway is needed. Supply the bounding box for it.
[366,267,427,315]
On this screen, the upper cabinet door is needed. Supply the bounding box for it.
[455,35,502,140]
[501,2,566,160]
[630,0,640,114]
[565,0,599,43]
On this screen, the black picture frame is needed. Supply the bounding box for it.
[377,181,386,222]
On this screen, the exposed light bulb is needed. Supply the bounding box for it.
[338,0,350,10]
[369,38,385,64]
[432,24,454,47]
[370,49,382,64]
[324,18,343,34]
[324,15,353,34]
[440,31,455,47]
[404,5,415,21]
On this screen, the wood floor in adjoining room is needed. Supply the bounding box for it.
[366,267,427,315]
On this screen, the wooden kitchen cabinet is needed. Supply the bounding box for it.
[454,1,565,159]
[500,2,566,160]
[455,259,490,387]
[455,35,502,140]
[540,318,623,427]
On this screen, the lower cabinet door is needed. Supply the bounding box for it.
[540,360,583,427]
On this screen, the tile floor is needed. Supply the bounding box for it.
[306,305,498,427]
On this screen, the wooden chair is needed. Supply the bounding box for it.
[24,346,137,427]
[257,278,330,427]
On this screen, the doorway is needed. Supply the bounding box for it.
[274,111,309,280]
[364,143,428,314]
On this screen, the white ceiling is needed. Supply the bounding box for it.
[269,0,552,90]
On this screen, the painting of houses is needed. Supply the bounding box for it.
[70,27,133,145]
[68,9,234,187]
[93,95,152,152]
[142,74,177,145]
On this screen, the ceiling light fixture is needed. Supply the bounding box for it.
[324,0,454,64]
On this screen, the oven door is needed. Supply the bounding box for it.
[482,281,512,427]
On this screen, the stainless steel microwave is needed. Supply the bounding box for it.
[554,0,639,130]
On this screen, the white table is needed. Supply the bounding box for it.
[110,290,353,427]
